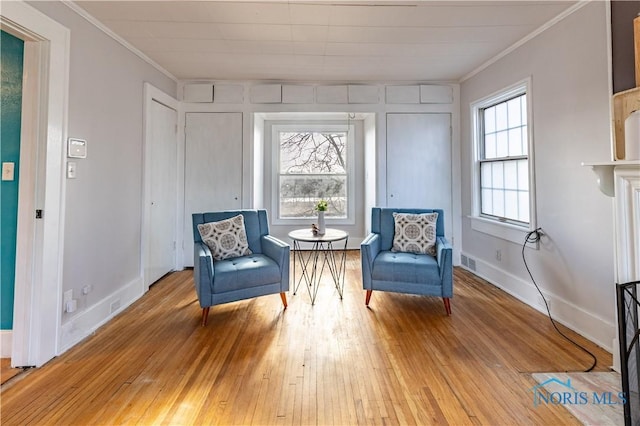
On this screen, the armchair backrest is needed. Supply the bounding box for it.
[192,209,270,254]
[371,207,445,251]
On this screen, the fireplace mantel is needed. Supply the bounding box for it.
[582,160,639,282]
[582,160,640,197]
[586,161,640,373]
[612,165,640,284]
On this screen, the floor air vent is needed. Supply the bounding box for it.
[461,254,476,271]
[468,258,476,271]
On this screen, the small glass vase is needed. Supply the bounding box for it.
[317,211,326,235]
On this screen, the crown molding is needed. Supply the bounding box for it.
[62,1,177,83]
[460,1,590,83]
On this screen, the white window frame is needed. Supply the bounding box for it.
[470,78,537,245]
[271,123,356,226]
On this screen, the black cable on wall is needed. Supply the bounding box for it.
[522,228,598,372]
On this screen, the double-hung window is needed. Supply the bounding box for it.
[273,123,355,222]
[471,79,536,243]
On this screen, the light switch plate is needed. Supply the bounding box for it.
[2,162,15,181]
[67,161,77,179]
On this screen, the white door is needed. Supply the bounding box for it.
[145,100,178,287]
[386,113,452,231]
[184,112,243,267]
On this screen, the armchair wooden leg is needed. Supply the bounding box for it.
[201,307,210,327]
[365,290,373,306]
[280,292,288,309]
[443,298,451,316]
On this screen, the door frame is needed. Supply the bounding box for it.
[1,1,70,367]
[142,83,179,291]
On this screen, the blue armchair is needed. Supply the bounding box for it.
[192,209,290,326]
[360,207,453,314]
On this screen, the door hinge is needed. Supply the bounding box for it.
[35,209,43,219]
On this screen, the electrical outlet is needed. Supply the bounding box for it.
[537,293,551,311]
[495,250,502,261]
[65,299,78,313]
[82,285,92,295]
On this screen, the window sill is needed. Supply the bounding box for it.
[469,216,533,247]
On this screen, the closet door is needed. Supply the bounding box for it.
[386,113,452,228]
[145,99,178,288]
[184,112,243,266]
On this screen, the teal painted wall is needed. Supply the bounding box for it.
[1,31,24,330]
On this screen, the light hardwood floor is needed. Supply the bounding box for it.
[0,359,21,384]
[1,251,612,425]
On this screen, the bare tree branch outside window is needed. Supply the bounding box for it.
[279,131,348,218]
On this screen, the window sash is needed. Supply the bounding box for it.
[277,173,348,219]
[273,123,355,221]
[279,131,348,175]
[479,159,529,224]
[474,86,532,228]
[480,93,528,161]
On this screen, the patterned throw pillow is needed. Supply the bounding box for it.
[197,214,252,261]
[391,212,439,256]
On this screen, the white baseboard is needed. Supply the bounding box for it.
[59,277,144,354]
[347,237,363,250]
[1,330,12,358]
[612,337,620,372]
[460,252,615,354]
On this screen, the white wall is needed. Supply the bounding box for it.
[460,2,615,351]
[28,1,177,350]
[179,83,460,254]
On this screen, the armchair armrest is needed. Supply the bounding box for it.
[261,235,290,292]
[194,241,214,304]
[360,233,380,290]
[261,235,290,267]
[436,236,453,297]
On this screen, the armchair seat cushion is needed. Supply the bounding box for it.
[214,254,282,293]
[372,251,440,284]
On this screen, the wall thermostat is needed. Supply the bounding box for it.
[67,138,87,158]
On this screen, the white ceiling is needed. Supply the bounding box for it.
[73,0,578,82]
